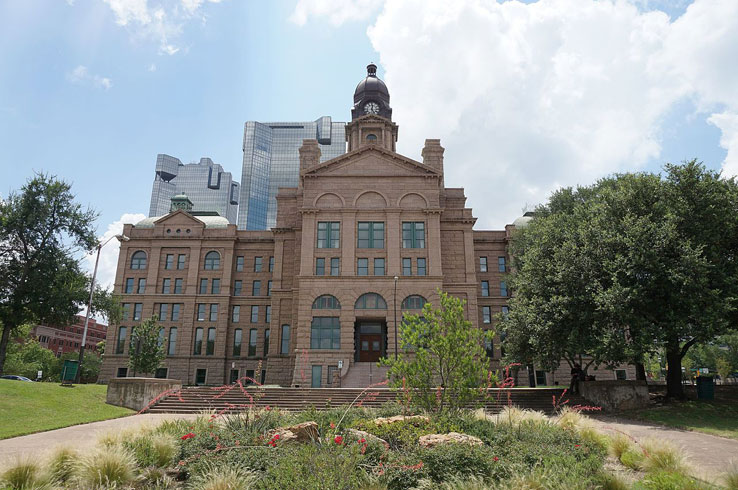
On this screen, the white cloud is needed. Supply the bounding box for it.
[293,0,738,227]
[66,65,113,90]
[290,0,381,26]
[102,0,222,55]
[84,213,146,292]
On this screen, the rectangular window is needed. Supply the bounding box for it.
[232,305,240,322]
[417,258,427,276]
[254,256,263,272]
[311,365,322,388]
[480,257,488,272]
[248,329,257,356]
[233,329,242,356]
[165,254,174,270]
[402,258,412,276]
[234,280,242,296]
[264,328,270,356]
[374,258,385,276]
[116,326,127,354]
[615,369,627,380]
[236,256,244,272]
[502,306,509,317]
[158,303,169,322]
[330,257,340,276]
[158,327,165,348]
[500,281,508,297]
[252,280,261,296]
[482,306,491,324]
[197,304,206,321]
[137,278,146,294]
[266,305,271,323]
[481,281,490,297]
[167,327,177,355]
[357,222,385,248]
[193,327,203,355]
[212,279,220,294]
[267,280,272,296]
[261,369,266,385]
[485,336,494,358]
[133,303,142,321]
[245,369,255,384]
[402,222,425,248]
[310,317,340,349]
[174,278,183,294]
[498,256,506,272]
[209,304,218,322]
[230,369,239,384]
[177,254,186,270]
[280,325,290,355]
[117,367,128,378]
[125,278,134,294]
[327,365,339,386]
[195,368,206,385]
[199,278,208,295]
[315,257,325,275]
[535,371,547,386]
[251,306,259,323]
[317,221,340,248]
[162,278,171,294]
[171,303,181,321]
[357,258,368,276]
[155,367,168,379]
[206,328,215,355]
[122,303,130,321]
[269,256,274,272]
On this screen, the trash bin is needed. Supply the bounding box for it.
[696,376,714,400]
[61,359,78,385]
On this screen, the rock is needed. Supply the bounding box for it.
[267,421,319,443]
[418,432,483,448]
[346,428,389,448]
[372,415,430,426]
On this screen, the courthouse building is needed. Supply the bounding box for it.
[101,64,631,387]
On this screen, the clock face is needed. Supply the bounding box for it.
[363,102,380,115]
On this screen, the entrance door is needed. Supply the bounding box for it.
[359,334,382,362]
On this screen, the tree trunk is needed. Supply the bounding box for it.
[635,362,647,381]
[665,345,685,399]
[0,323,14,377]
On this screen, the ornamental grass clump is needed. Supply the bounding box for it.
[186,463,259,490]
[619,447,645,471]
[122,432,179,468]
[555,406,587,431]
[45,446,77,484]
[493,406,549,427]
[640,438,688,474]
[73,445,138,488]
[609,433,634,460]
[724,463,738,490]
[0,457,47,489]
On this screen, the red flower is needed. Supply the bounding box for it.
[330,422,336,429]
[334,435,344,445]
[575,444,581,447]
[493,456,499,462]
[358,438,366,444]
[180,432,195,440]
[274,434,280,440]
[265,405,272,411]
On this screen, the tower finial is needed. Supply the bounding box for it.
[367,63,377,77]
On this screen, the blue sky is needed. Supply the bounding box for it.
[1,0,737,288]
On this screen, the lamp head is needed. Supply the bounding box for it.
[116,234,130,242]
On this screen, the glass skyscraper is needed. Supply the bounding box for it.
[238,116,346,230]
[149,154,240,223]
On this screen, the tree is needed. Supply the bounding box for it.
[503,161,738,399]
[716,357,734,382]
[0,174,98,376]
[128,316,165,377]
[381,290,496,412]
[3,326,58,380]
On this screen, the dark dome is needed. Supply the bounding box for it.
[353,63,390,104]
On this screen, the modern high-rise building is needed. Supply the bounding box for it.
[149,155,240,224]
[237,116,346,230]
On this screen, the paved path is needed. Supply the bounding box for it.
[0,413,198,469]
[592,415,738,482]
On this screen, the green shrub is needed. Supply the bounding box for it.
[0,457,46,489]
[597,471,630,490]
[352,418,434,450]
[122,432,179,468]
[620,448,645,470]
[724,464,738,490]
[140,466,177,489]
[633,470,706,490]
[45,446,77,484]
[73,445,138,488]
[577,426,610,452]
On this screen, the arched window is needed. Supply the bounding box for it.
[204,251,220,270]
[312,295,341,310]
[366,134,377,142]
[401,295,427,310]
[355,293,387,310]
[130,251,147,270]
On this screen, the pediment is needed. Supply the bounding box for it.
[302,146,440,178]
[153,210,206,227]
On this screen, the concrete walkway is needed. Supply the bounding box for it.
[0,413,198,469]
[592,415,738,482]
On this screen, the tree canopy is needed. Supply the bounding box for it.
[502,160,738,399]
[128,316,165,376]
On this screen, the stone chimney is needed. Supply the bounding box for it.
[422,139,444,186]
[299,139,321,171]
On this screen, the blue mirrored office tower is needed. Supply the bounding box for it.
[150,155,240,223]
[238,116,346,230]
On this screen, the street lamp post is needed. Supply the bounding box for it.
[75,234,129,383]
[393,275,399,360]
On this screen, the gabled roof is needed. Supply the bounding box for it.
[301,145,440,178]
[135,209,229,229]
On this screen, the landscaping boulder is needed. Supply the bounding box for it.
[418,432,483,448]
[267,421,319,443]
[346,428,389,448]
[372,415,430,426]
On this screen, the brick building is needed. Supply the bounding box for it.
[32,315,107,357]
[100,64,633,386]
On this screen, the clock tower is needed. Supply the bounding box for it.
[346,63,399,152]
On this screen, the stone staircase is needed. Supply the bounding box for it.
[339,362,390,388]
[143,386,587,414]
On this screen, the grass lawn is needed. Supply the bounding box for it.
[629,400,738,440]
[0,380,133,439]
